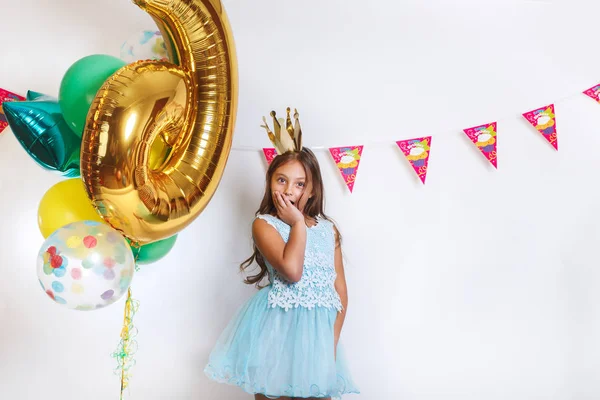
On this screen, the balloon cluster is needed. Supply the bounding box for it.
[4,7,237,309]
[5,54,176,311]
[3,39,190,310]
[4,3,237,398]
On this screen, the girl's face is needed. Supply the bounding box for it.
[271,160,313,213]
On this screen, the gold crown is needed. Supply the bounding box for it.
[261,107,302,155]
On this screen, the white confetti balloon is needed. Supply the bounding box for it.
[120,30,168,63]
[37,221,135,311]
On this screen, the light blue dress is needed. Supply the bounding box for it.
[204,214,359,399]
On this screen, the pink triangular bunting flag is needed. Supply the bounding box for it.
[522,104,558,150]
[396,137,432,184]
[463,122,498,169]
[329,145,363,193]
[583,84,600,104]
[0,88,25,136]
[262,148,277,165]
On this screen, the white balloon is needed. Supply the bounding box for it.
[120,30,168,63]
[36,221,135,311]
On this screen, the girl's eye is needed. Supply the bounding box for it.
[297,182,305,187]
[278,178,285,183]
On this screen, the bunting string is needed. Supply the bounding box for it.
[3,82,600,193]
[229,87,592,152]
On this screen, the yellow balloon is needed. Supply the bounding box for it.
[38,178,104,238]
[148,134,172,170]
[80,0,238,244]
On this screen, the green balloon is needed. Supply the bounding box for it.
[131,235,178,265]
[58,54,126,137]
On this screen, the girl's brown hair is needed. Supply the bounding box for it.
[240,147,339,287]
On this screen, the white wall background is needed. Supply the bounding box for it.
[1,0,600,399]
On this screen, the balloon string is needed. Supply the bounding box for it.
[113,248,141,400]
[112,288,140,400]
[120,289,132,398]
[132,241,141,272]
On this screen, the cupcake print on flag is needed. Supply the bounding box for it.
[262,148,277,165]
[463,122,498,168]
[583,84,600,104]
[522,104,558,150]
[396,137,431,184]
[329,146,363,193]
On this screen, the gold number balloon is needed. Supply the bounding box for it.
[80,0,238,244]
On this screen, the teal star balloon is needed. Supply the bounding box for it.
[3,91,81,177]
[26,90,47,101]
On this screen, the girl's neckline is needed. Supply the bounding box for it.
[266,213,320,229]
[306,217,319,229]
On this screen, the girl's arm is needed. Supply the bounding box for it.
[333,225,348,359]
[252,192,307,282]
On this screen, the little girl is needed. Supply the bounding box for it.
[204,109,359,399]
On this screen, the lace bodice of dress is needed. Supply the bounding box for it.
[255,214,343,312]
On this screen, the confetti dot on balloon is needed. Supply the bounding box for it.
[43,252,50,263]
[93,265,105,276]
[104,257,116,268]
[71,283,84,294]
[54,296,67,305]
[47,246,57,256]
[46,290,55,300]
[84,221,100,226]
[82,257,96,269]
[119,277,131,290]
[104,268,116,280]
[101,290,114,300]
[43,263,53,276]
[53,266,67,278]
[66,236,82,248]
[83,236,97,248]
[71,268,82,280]
[50,255,63,268]
[51,281,64,293]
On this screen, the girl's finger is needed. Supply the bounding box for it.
[275,192,286,209]
[282,194,292,206]
[272,192,281,211]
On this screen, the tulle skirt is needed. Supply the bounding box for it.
[204,287,359,399]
